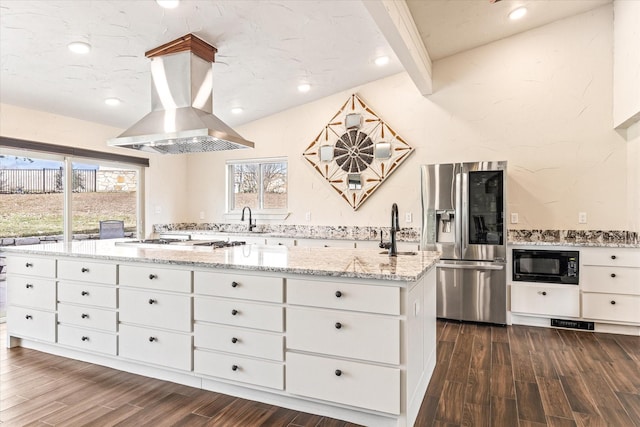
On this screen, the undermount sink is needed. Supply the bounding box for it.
[379,251,418,256]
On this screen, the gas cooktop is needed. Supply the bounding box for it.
[116,239,246,248]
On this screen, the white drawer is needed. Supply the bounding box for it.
[581,266,640,295]
[57,259,116,284]
[7,276,56,310]
[57,324,117,355]
[7,306,56,342]
[194,323,284,361]
[582,293,640,324]
[6,256,55,277]
[511,284,580,318]
[287,278,400,315]
[581,248,640,267]
[120,288,191,332]
[194,349,283,390]
[58,282,117,308]
[194,271,283,303]
[119,324,192,371]
[119,264,191,293]
[58,303,117,332]
[287,307,399,365]
[286,352,400,415]
[195,297,283,332]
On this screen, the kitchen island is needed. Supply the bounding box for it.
[1,240,439,427]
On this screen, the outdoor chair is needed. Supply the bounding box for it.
[99,220,125,239]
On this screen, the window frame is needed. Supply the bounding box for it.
[226,157,288,217]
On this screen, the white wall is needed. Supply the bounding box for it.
[187,5,631,231]
[613,0,640,129]
[0,103,189,236]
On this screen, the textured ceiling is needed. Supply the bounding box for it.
[0,0,611,134]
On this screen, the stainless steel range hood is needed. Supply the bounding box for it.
[108,34,254,154]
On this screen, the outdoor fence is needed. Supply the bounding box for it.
[0,168,97,194]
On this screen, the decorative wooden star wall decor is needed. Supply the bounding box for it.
[302,94,414,210]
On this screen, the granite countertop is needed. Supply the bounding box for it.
[508,240,640,248]
[0,240,439,282]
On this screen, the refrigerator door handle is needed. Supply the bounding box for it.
[437,264,505,271]
[454,164,462,259]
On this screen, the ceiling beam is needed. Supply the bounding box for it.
[363,0,433,95]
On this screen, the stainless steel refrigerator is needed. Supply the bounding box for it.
[420,161,507,325]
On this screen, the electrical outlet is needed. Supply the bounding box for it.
[511,213,519,224]
[305,212,311,221]
[405,212,412,223]
[154,205,161,214]
[578,212,587,224]
[199,211,205,220]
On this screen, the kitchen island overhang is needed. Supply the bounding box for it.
[2,241,439,427]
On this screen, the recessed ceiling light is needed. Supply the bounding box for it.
[67,41,91,54]
[375,56,390,66]
[297,83,311,93]
[156,0,179,9]
[509,7,527,20]
[231,107,243,114]
[104,98,121,106]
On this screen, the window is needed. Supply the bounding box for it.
[228,158,287,212]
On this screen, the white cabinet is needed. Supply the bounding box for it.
[296,239,355,248]
[6,255,57,343]
[120,288,191,332]
[119,324,192,370]
[581,247,640,325]
[265,237,296,247]
[58,259,116,284]
[194,271,283,303]
[194,323,284,361]
[511,284,580,318]
[58,282,117,308]
[58,324,117,355]
[119,264,191,293]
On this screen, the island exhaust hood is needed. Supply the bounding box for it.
[108,34,254,154]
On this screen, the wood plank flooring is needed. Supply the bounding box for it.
[1,320,639,426]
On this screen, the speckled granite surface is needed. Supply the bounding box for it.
[0,240,439,282]
[508,230,639,248]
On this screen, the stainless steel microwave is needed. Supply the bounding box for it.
[512,249,579,284]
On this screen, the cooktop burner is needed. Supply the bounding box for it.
[117,239,246,248]
[192,240,246,248]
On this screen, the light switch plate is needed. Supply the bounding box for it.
[578,212,587,224]
[405,212,412,223]
[511,213,519,224]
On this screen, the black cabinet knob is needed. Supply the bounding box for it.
[81,291,89,296]
[25,262,33,268]
[25,283,33,289]
[25,314,32,320]
[148,299,157,305]
[81,267,89,273]
[81,336,89,341]
[231,281,239,288]
[611,300,616,305]
[335,369,342,377]
[231,364,239,371]
[231,309,239,316]
[149,337,157,342]
[541,291,547,296]
[610,273,616,278]
[335,291,342,298]
[335,322,342,329]
[148,274,157,280]
[81,313,89,319]
[231,337,238,344]
[611,255,617,260]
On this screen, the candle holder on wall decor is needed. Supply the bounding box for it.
[302,93,414,210]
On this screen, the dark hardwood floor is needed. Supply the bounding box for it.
[1,320,639,426]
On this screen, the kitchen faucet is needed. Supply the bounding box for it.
[389,203,399,257]
[241,206,256,231]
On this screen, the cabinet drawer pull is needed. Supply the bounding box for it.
[148,299,157,305]
[610,300,616,305]
[25,262,33,268]
[81,336,89,342]
[231,309,239,316]
[231,337,238,344]
[81,291,89,296]
[611,255,617,260]
[81,267,89,273]
[25,283,33,289]
[540,291,547,296]
[148,274,157,280]
[335,291,342,298]
[231,364,239,371]
[25,314,32,320]
[610,273,616,278]
[335,369,342,377]
[335,322,342,329]
[81,313,89,319]
[148,336,157,342]
[231,281,239,288]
